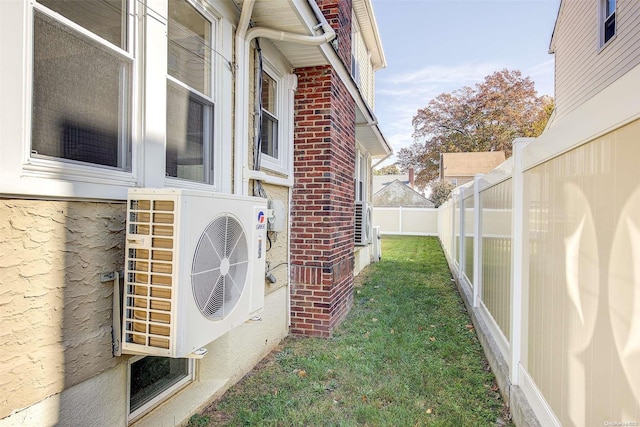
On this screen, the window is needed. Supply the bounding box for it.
[255,53,294,176]
[350,13,361,86]
[601,0,616,46]
[355,150,367,202]
[260,72,279,159]
[128,356,194,422]
[166,0,215,184]
[451,178,458,187]
[4,0,231,199]
[31,0,132,170]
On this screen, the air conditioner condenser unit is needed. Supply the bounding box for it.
[121,188,268,358]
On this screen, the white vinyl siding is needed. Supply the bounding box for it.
[553,0,640,120]
[351,13,375,109]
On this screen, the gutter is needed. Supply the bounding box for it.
[233,0,336,196]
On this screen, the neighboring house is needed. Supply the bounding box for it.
[0,0,390,426]
[373,180,434,208]
[372,167,415,194]
[439,151,506,187]
[549,0,640,123]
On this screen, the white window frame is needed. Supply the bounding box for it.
[259,71,279,161]
[12,0,138,197]
[600,0,616,48]
[0,0,234,200]
[127,355,195,424]
[256,45,295,177]
[164,0,222,191]
[351,11,361,87]
[355,148,368,202]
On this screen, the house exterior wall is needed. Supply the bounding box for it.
[290,64,356,337]
[0,1,290,425]
[352,18,375,108]
[552,0,640,120]
[443,176,473,187]
[0,200,124,420]
[0,0,389,424]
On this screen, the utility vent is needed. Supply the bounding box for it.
[122,188,268,358]
[355,201,372,246]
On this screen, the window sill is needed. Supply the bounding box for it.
[598,34,617,53]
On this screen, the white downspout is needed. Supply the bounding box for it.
[233,0,256,195]
[233,0,336,196]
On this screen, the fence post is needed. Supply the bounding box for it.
[458,189,465,281]
[399,205,403,234]
[510,138,533,385]
[473,174,483,308]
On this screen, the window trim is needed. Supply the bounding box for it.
[0,0,234,200]
[256,53,294,176]
[126,355,195,424]
[22,1,137,189]
[165,0,219,189]
[600,0,616,48]
[355,149,368,202]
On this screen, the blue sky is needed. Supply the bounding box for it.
[371,0,561,165]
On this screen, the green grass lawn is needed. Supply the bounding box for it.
[191,236,510,426]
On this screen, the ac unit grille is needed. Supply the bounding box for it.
[355,203,364,242]
[355,201,371,246]
[124,198,176,351]
[192,214,249,320]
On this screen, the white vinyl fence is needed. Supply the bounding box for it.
[372,207,438,236]
[438,120,640,426]
[376,70,640,426]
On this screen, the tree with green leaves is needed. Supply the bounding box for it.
[396,69,553,190]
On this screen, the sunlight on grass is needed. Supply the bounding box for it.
[194,236,511,426]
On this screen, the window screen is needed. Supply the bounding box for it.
[31,10,130,170]
[260,73,279,158]
[166,0,214,184]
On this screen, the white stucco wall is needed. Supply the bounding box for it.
[0,196,290,426]
[0,286,289,427]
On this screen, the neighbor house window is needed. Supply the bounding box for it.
[31,0,132,170]
[601,0,616,46]
[166,0,215,184]
[128,356,194,422]
[260,72,279,159]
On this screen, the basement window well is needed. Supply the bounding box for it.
[128,356,194,422]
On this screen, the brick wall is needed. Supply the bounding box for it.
[290,61,356,337]
[317,0,352,67]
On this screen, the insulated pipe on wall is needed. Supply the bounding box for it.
[245,23,335,45]
[233,0,336,196]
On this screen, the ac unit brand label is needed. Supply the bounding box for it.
[256,210,267,230]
